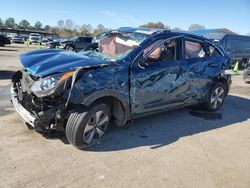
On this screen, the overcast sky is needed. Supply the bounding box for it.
[1,0,250,34]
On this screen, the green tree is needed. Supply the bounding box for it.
[0,18,4,27]
[57,20,64,29]
[34,21,42,29]
[44,25,50,31]
[19,20,30,29]
[188,24,205,31]
[80,24,93,36]
[139,22,165,29]
[65,19,74,30]
[4,17,15,28]
[94,24,107,35]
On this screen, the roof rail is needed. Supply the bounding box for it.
[163,29,171,32]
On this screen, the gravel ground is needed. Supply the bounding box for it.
[0,44,250,188]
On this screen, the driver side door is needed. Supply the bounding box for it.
[130,37,190,116]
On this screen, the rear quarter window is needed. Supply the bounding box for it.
[207,43,222,57]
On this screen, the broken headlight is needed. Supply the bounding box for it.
[30,71,74,97]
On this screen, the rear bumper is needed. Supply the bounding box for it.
[10,86,38,127]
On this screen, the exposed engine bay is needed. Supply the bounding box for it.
[11,70,69,132]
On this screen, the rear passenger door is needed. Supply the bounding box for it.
[205,42,227,76]
[183,38,212,101]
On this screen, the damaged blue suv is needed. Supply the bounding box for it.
[11,27,231,149]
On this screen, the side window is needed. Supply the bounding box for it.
[79,37,85,42]
[185,40,206,59]
[144,39,178,63]
[207,44,222,57]
[77,37,88,42]
[227,38,250,51]
[86,38,92,43]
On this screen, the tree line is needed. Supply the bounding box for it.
[0,17,209,37]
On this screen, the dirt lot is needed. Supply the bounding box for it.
[0,44,250,188]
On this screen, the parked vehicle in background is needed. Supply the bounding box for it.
[29,33,42,44]
[0,35,11,46]
[11,27,232,149]
[7,33,17,40]
[46,38,61,48]
[219,34,250,69]
[243,60,250,83]
[12,35,25,44]
[60,36,93,51]
[41,37,50,45]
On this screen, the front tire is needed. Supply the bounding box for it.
[0,41,5,46]
[204,83,226,112]
[66,103,111,149]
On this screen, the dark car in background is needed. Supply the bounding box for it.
[41,37,51,45]
[60,36,93,51]
[0,35,11,46]
[12,35,25,44]
[46,38,61,48]
[11,28,231,149]
[219,34,250,69]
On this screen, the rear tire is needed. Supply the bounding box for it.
[66,103,111,149]
[204,82,227,112]
[66,45,74,51]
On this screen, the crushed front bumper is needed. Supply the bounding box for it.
[10,86,38,127]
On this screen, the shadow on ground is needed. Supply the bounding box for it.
[0,70,15,80]
[43,95,250,150]
[4,85,250,151]
[85,95,250,151]
[0,85,14,116]
[0,48,18,52]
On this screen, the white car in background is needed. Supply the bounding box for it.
[7,33,17,40]
[29,33,42,44]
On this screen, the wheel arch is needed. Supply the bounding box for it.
[81,90,131,127]
[65,44,74,50]
[213,75,231,94]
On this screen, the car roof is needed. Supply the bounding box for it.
[117,27,164,33]
[116,27,206,41]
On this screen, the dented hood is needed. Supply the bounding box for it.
[20,49,109,77]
